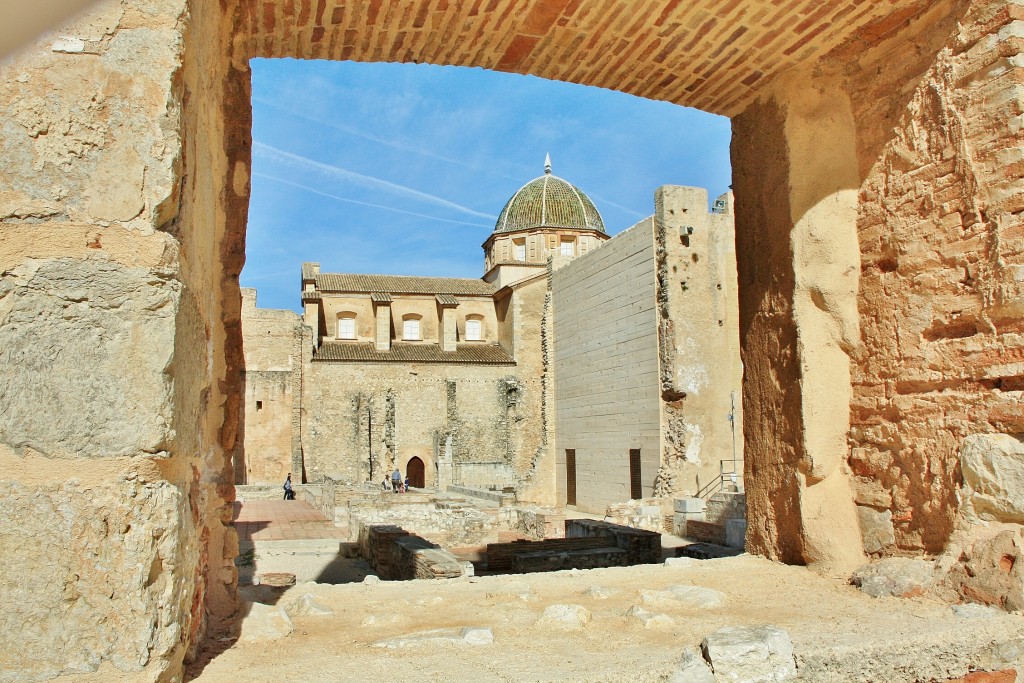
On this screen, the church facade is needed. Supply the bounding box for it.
[240,162,742,513]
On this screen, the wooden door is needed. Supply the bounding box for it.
[565,449,576,506]
[407,457,425,489]
[629,449,642,500]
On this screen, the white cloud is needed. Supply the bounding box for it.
[252,142,497,221]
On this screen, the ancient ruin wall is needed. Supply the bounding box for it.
[0,0,242,677]
[842,0,1024,555]
[551,218,661,512]
[653,186,744,498]
[239,288,303,485]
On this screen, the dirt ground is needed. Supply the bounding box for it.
[185,554,1024,683]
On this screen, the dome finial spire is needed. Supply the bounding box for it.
[544,152,552,175]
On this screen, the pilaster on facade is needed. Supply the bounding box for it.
[371,292,393,351]
[436,294,460,353]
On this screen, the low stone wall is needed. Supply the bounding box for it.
[604,498,673,533]
[236,484,298,501]
[706,492,746,525]
[566,519,662,564]
[683,520,728,546]
[452,462,518,489]
[500,506,566,539]
[486,536,615,572]
[447,485,515,506]
[358,524,466,580]
[513,546,629,573]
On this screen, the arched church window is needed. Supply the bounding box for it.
[402,315,421,341]
[337,314,356,340]
[465,316,483,341]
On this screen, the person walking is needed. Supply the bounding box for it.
[283,473,295,500]
[391,467,401,493]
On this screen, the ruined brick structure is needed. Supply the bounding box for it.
[1,1,1022,680]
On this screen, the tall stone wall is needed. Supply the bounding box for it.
[552,218,661,512]
[653,186,744,498]
[0,0,241,678]
[843,0,1024,556]
[239,288,303,485]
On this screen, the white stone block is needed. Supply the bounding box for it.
[674,497,705,514]
[701,625,796,682]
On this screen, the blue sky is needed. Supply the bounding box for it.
[243,58,732,312]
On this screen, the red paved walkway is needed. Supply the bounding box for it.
[233,500,347,543]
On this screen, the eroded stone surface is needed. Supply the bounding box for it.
[624,605,674,628]
[701,625,796,682]
[373,626,493,648]
[0,479,192,681]
[237,603,294,643]
[0,258,177,459]
[960,434,1024,523]
[535,604,590,630]
[857,506,896,555]
[667,647,715,683]
[640,584,726,609]
[851,558,936,598]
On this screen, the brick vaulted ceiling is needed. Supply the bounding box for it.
[242,0,934,116]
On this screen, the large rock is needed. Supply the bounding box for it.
[701,625,796,682]
[851,558,936,598]
[960,434,1024,523]
[667,647,715,683]
[857,506,895,554]
[944,530,1024,610]
[640,584,726,609]
[624,605,674,628]
[285,593,334,617]
[237,602,294,643]
[534,604,590,629]
[0,259,177,459]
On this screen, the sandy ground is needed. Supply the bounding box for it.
[184,555,1024,683]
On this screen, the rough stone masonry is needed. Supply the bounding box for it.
[1,1,1022,681]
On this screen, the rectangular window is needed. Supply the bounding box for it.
[403,318,420,341]
[338,317,355,339]
[465,318,481,341]
[629,449,642,500]
[513,239,526,261]
[560,238,575,257]
[256,400,263,411]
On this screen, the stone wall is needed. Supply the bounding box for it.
[654,187,744,497]
[239,288,303,485]
[552,218,661,512]
[0,0,240,678]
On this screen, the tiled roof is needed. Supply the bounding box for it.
[370,291,393,303]
[316,273,496,296]
[494,162,605,235]
[301,290,321,301]
[435,293,459,306]
[314,341,515,365]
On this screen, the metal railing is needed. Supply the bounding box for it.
[696,458,743,501]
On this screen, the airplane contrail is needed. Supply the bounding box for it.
[253,142,496,221]
[251,171,495,229]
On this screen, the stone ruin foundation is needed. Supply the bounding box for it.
[1,0,1023,680]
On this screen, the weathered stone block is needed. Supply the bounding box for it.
[851,558,936,598]
[0,259,177,459]
[0,479,191,681]
[960,434,1024,523]
[700,625,796,682]
[857,506,895,554]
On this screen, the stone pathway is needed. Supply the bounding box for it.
[232,500,347,542]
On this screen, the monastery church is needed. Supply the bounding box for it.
[240,157,743,513]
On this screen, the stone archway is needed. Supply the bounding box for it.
[3,0,1019,679]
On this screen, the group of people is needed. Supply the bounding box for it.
[284,468,413,499]
[384,467,410,493]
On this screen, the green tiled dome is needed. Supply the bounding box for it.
[494,158,605,235]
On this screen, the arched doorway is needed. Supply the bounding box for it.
[406,457,425,489]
